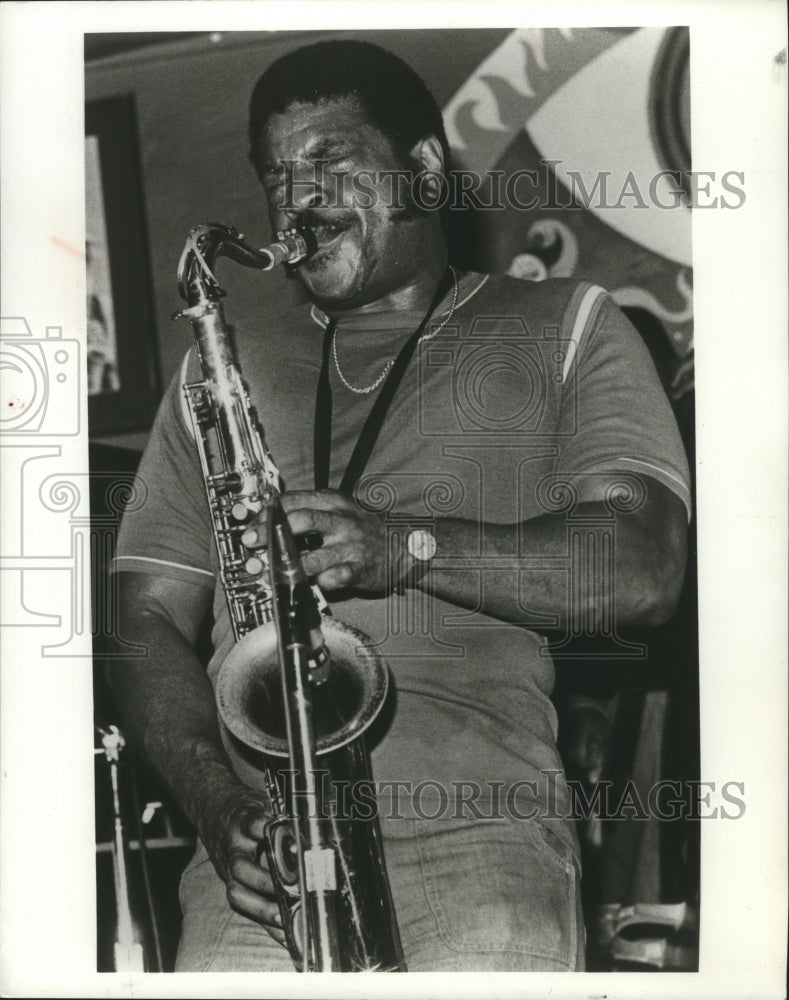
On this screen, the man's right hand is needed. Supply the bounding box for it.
[198,784,287,947]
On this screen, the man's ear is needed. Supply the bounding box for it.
[409,135,445,176]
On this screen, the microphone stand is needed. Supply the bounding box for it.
[97,726,146,972]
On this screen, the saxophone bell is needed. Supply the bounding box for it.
[215,617,389,760]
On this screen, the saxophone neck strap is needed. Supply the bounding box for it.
[313,269,453,494]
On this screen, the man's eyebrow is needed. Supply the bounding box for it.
[304,136,354,159]
[260,137,355,176]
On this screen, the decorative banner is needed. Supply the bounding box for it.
[444,27,693,359]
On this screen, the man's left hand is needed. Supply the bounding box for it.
[244,489,410,594]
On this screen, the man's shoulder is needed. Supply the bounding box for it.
[464,273,609,328]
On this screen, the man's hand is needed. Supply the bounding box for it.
[242,489,410,594]
[198,785,286,946]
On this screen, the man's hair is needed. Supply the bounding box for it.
[247,39,449,177]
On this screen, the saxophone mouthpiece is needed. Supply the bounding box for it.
[258,229,314,270]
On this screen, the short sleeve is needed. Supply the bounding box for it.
[112,352,216,589]
[555,286,692,518]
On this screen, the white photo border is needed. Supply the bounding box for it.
[0,2,786,998]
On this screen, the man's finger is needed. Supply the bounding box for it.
[286,506,338,538]
[242,507,337,549]
[300,540,362,580]
[236,811,269,843]
[315,561,357,591]
[226,879,283,929]
[228,853,277,898]
[264,925,288,948]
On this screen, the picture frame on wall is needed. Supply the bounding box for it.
[85,95,160,433]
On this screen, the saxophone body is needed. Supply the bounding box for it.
[175,223,406,972]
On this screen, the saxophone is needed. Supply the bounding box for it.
[175,223,406,972]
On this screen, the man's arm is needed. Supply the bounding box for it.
[107,571,285,943]
[241,474,687,631]
[422,476,687,629]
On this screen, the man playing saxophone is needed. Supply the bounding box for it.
[109,39,689,971]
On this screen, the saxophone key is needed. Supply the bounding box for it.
[244,555,266,577]
[231,501,252,522]
[208,471,243,493]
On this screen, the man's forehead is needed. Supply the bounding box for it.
[263,94,371,139]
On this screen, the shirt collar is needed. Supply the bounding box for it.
[309,271,490,330]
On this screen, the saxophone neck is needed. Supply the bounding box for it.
[176,223,313,309]
[176,223,258,307]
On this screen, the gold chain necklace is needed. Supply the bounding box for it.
[332,266,459,395]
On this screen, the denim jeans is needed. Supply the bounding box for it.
[176,814,584,972]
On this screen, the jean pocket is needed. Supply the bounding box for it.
[414,817,579,970]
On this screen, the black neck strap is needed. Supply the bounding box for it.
[314,270,453,494]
